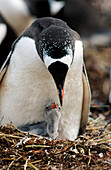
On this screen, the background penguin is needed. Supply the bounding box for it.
[25,0,104,37]
[25,0,65,18]
[0,13,17,69]
[0,0,34,36]
[0,0,35,70]
[0,17,91,140]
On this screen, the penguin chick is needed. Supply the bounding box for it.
[45,102,61,139]
[18,102,61,139]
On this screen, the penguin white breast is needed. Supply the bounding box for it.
[57,41,83,140]
[0,37,60,126]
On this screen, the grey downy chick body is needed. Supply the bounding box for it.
[18,102,61,139]
[45,102,61,139]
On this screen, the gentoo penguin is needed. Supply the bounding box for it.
[0,13,17,69]
[0,17,91,140]
[18,102,61,139]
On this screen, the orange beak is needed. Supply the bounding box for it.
[51,103,58,109]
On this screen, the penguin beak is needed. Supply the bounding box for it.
[57,84,64,106]
[48,61,68,106]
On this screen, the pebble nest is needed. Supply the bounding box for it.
[0,116,111,170]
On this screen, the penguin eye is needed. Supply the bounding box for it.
[45,106,50,111]
[58,106,61,111]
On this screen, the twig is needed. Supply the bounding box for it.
[86,126,104,130]
[0,116,4,124]
[88,117,102,125]
[0,133,23,139]
[90,105,110,108]
[99,119,111,136]
[14,126,44,138]
[30,160,42,164]
[16,152,38,170]
[25,144,51,148]
[7,160,15,170]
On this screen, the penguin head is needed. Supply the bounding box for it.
[37,24,74,106]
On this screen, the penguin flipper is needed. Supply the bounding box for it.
[18,121,48,136]
[0,53,11,82]
[79,64,91,135]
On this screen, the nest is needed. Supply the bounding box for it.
[0,117,111,170]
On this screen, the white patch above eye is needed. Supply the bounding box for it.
[0,23,7,44]
[48,0,65,15]
[74,40,83,61]
[43,47,73,68]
